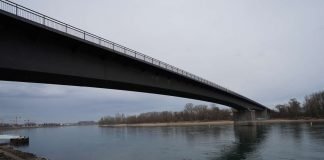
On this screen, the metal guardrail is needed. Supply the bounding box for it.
[0,0,262,105]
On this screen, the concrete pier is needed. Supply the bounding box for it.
[255,110,269,120]
[233,110,269,125]
[233,110,256,125]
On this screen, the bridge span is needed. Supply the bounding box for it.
[0,0,269,124]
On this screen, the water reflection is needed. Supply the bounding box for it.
[99,125,267,160]
[2,124,324,160]
[308,122,324,143]
[277,123,305,141]
[213,125,269,160]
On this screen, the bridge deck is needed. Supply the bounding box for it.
[0,0,267,110]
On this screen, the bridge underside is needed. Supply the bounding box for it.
[0,10,267,112]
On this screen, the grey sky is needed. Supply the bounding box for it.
[1,0,324,123]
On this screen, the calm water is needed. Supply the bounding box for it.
[1,123,324,160]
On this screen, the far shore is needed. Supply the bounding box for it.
[0,124,97,131]
[0,125,70,131]
[257,119,324,124]
[100,119,324,127]
[100,121,233,127]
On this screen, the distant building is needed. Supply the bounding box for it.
[23,122,37,127]
[0,123,12,128]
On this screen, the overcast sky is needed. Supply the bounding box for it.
[1,0,324,123]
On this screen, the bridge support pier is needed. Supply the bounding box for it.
[255,110,269,120]
[233,110,269,126]
[234,110,256,126]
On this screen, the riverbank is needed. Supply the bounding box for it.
[0,125,89,131]
[0,145,46,160]
[258,119,324,124]
[100,121,233,127]
[100,119,324,127]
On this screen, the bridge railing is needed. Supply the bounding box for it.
[0,0,252,101]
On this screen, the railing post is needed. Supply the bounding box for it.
[112,44,115,50]
[65,24,68,33]
[15,4,18,15]
[83,31,86,39]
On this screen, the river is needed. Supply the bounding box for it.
[1,122,324,160]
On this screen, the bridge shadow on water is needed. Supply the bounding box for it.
[211,125,270,160]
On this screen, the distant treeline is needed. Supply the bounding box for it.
[271,90,324,119]
[99,90,324,124]
[99,103,232,125]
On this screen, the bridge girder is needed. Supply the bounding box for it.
[0,10,267,111]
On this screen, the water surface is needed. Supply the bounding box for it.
[1,123,324,160]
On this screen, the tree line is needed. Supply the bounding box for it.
[99,103,232,125]
[99,90,324,124]
[271,90,324,119]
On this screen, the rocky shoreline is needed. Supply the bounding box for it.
[0,145,46,160]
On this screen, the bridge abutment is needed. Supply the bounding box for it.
[234,110,269,125]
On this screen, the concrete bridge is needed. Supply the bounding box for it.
[0,0,269,124]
